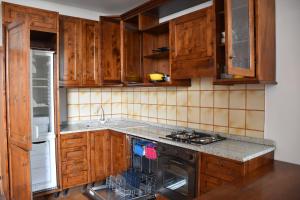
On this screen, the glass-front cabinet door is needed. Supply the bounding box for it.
[226,0,255,77]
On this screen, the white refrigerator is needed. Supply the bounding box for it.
[30,50,57,192]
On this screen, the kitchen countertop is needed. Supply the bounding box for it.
[60,119,275,162]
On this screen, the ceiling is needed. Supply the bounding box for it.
[44,0,150,15]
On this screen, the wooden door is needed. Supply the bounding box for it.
[59,16,82,86]
[82,19,100,86]
[6,20,32,200]
[170,7,214,79]
[100,17,122,85]
[121,21,143,83]
[226,0,255,77]
[110,131,127,175]
[90,131,110,182]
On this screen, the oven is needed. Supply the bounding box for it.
[157,143,198,200]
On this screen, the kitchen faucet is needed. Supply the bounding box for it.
[99,105,106,124]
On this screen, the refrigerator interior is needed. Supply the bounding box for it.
[30,49,57,192]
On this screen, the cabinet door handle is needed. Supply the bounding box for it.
[229,55,236,59]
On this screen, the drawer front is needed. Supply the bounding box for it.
[62,171,88,188]
[202,154,244,182]
[61,146,87,162]
[61,133,87,148]
[62,160,88,175]
[200,174,223,193]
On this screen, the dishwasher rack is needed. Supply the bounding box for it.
[86,169,157,200]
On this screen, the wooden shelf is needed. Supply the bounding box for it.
[141,22,169,34]
[144,51,169,59]
[125,79,191,87]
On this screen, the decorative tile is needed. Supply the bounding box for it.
[187,107,200,123]
[200,124,214,131]
[79,89,90,104]
[91,91,101,104]
[230,84,246,90]
[229,91,246,109]
[167,91,177,105]
[214,108,228,127]
[177,106,188,122]
[157,91,167,105]
[246,130,264,138]
[68,105,79,117]
[167,106,177,120]
[214,126,228,134]
[177,91,188,106]
[127,92,134,103]
[91,104,101,116]
[229,110,246,128]
[188,123,200,129]
[79,104,90,116]
[188,91,200,107]
[101,92,112,104]
[121,103,128,114]
[133,104,141,116]
[247,84,265,90]
[246,111,265,131]
[200,108,213,125]
[121,92,128,103]
[149,105,157,118]
[141,92,149,104]
[214,91,229,108]
[157,105,167,119]
[102,104,111,115]
[167,120,177,125]
[149,92,157,104]
[141,104,149,117]
[112,103,122,114]
[112,92,122,103]
[127,104,134,116]
[177,121,188,127]
[133,92,141,104]
[214,85,229,91]
[246,90,265,110]
[200,91,213,107]
[158,119,167,124]
[229,128,246,136]
[67,89,79,104]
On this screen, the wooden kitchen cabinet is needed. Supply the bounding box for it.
[100,16,122,86]
[199,152,274,195]
[60,132,89,189]
[121,16,143,84]
[110,130,130,175]
[59,16,100,87]
[214,0,276,84]
[90,130,111,182]
[170,7,214,79]
[2,2,58,33]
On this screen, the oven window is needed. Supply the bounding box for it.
[162,160,190,196]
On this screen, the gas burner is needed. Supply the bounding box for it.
[165,130,226,145]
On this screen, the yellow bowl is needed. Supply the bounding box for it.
[149,73,164,81]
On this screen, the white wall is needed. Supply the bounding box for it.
[265,0,300,165]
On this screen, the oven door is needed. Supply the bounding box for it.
[158,156,196,199]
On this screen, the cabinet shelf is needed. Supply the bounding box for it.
[126,79,191,87]
[144,51,169,59]
[141,22,169,34]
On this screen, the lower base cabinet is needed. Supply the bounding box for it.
[61,130,130,189]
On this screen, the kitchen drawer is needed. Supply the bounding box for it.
[61,133,87,149]
[62,171,88,188]
[62,160,88,175]
[61,146,87,162]
[201,154,244,182]
[200,174,223,193]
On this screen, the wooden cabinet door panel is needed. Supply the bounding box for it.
[226,0,255,77]
[62,160,88,175]
[82,20,100,86]
[61,132,87,148]
[170,7,214,79]
[61,146,87,162]
[110,131,127,175]
[90,131,110,182]
[59,16,82,86]
[121,22,143,83]
[62,171,88,189]
[8,144,32,200]
[100,17,122,84]
[6,20,32,150]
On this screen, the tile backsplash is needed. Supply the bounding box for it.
[66,78,265,138]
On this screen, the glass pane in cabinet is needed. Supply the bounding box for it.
[231,0,250,69]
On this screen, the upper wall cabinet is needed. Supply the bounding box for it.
[59,16,100,87]
[100,16,122,86]
[121,16,143,84]
[170,7,215,79]
[2,2,58,33]
[214,0,276,84]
